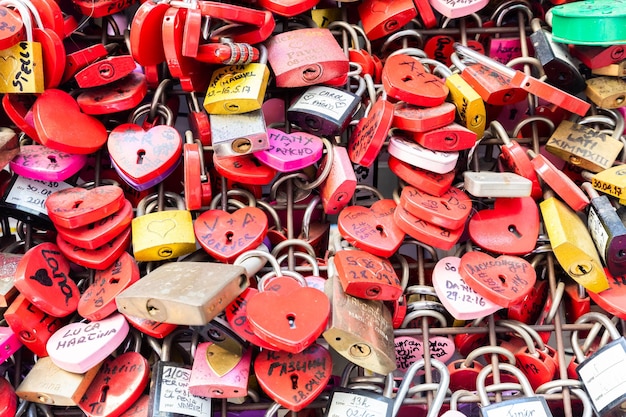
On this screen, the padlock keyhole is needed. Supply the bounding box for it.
[47,155,57,164]
[498,274,507,286]
[401,75,413,83]
[136,149,146,164]
[376,225,387,237]
[441,201,450,211]
[287,314,296,329]
[225,231,234,242]
[73,200,83,209]
[290,373,298,389]
[110,277,120,284]
[508,224,522,238]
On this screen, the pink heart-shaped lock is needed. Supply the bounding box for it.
[254,128,323,172]
[394,336,455,372]
[10,145,87,182]
[46,312,129,373]
[429,0,488,18]
[432,256,502,320]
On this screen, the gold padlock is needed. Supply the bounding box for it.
[323,258,396,375]
[546,119,623,173]
[16,356,101,406]
[585,76,626,108]
[203,45,269,115]
[131,190,197,262]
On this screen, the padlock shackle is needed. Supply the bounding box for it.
[571,312,622,362]
[381,29,424,52]
[270,238,316,260]
[476,363,535,406]
[401,308,447,329]
[581,182,600,201]
[496,320,540,355]
[234,249,283,279]
[536,380,593,417]
[464,346,516,368]
[328,21,360,53]
[352,183,385,203]
[258,269,307,291]
[450,389,476,411]
[256,200,283,232]
[392,359,449,417]
[511,116,555,138]
[495,3,533,27]
[394,254,410,294]
[210,188,257,210]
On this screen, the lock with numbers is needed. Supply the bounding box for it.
[210,110,269,157]
[203,45,269,115]
[150,329,213,417]
[265,27,348,88]
[572,312,626,417]
[323,262,397,375]
[581,182,626,277]
[288,74,365,137]
[476,363,554,417]
[546,119,623,173]
[131,191,196,262]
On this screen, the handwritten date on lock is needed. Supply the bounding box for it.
[341,254,400,287]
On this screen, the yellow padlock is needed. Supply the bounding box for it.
[589,164,626,200]
[447,54,486,137]
[131,191,197,262]
[0,0,44,93]
[203,44,269,115]
[540,191,609,293]
[585,76,626,109]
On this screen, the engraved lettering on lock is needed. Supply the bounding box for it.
[36,249,74,306]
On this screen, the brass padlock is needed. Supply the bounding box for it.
[585,76,626,109]
[203,45,270,115]
[131,191,197,262]
[323,257,396,375]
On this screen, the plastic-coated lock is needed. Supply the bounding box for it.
[549,0,626,46]
[189,342,251,398]
[10,144,87,182]
[464,171,533,197]
[382,54,449,107]
[387,134,459,174]
[210,110,269,157]
[357,0,416,41]
[392,101,456,133]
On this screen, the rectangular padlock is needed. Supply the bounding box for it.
[210,110,269,157]
[322,260,396,375]
[464,171,533,198]
[0,253,21,307]
[115,262,249,326]
[546,120,623,173]
[585,76,626,109]
[188,342,251,398]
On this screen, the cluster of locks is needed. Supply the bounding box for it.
[2,0,626,415]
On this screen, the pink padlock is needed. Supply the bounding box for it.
[10,145,87,182]
[189,342,252,398]
[0,326,23,363]
[254,128,323,172]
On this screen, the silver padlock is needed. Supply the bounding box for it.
[210,109,269,157]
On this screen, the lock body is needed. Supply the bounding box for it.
[189,342,251,398]
[587,194,626,277]
[204,62,270,114]
[210,110,269,157]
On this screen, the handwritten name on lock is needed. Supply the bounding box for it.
[394,336,454,371]
[206,66,255,97]
[159,366,211,416]
[53,321,119,350]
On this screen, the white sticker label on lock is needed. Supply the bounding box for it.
[328,391,392,417]
[4,176,72,216]
[588,206,609,262]
[291,86,358,121]
[480,397,553,417]
[158,365,212,417]
[577,338,626,413]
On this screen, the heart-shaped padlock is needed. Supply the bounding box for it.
[46,312,130,373]
[254,343,332,411]
[399,185,471,230]
[56,227,131,271]
[107,123,182,188]
[468,197,540,255]
[337,199,405,258]
[10,144,87,182]
[78,351,150,417]
[32,89,108,154]
[459,251,537,308]
[432,256,502,320]
[382,54,449,107]
[45,185,125,229]
[255,128,324,172]
[14,242,80,317]
[394,335,455,372]
[225,287,281,350]
[194,207,268,263]
[348,95,394,167]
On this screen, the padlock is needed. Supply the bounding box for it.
[116,260,248,326]
[591,268,626,320]
[265,27,348,88]
[394,203,464,251]
[394,359,450,417]
[591,61,626,76]
[210,110,269,157]
[319,143,357,216]
[392,101,456,134]
[74,54,136,89]
[580,182,626,277]
[546,119,623,173]
[45,184,125,229]
[9,143,87,182]
[548,0,626,45]
[388,133,459,174]
[149,329,213,416]
[454,44,591,117]
[186,92,211,146]
[254,343,332,412]
[131,191,196,262]
[183,131,204,211]
[77,72,148,116]
[487,3,533,65]
[530,18,586,94]
[78,331,150,417]
[585,76,626,109]
[78,252,140,322]
[203,45,269,115]
[0,3,24,50]
[572,312,626,416]
[15,356,101,406]
[0,0,44,93]
[0,251,21,307]
[475,363,554,417]
[399,184,471,230]
[108,103,183,191]
[357,0,416,41]
[0,377,16,417]
[540,190,609,293]
[255,127,324,173]
[389,157,455,197]
[447,346,512,392]
[323,259,396,375]
[57,227,131,271]
[288,73,365,137]
[324,373,394,417]
[0,325,22,363]
[329,21,379,79]
[535,379,591,417]
[62,43,112,84]
[464,172,533,198]
[441,389,478,417]
[189,342,251,398]
[563,281,591,323]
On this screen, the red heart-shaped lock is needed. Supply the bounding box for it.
[459,251,536,308]
[382,54,449,107]
[33,89,108,154]
[589,269,626,319]
[77,72,148,115]
[78,252,140,321]
[194,207,268,262]
[468,197,540,255]
[393,204,463,251]
[213,153,277,185]
[45,185,125,229]
[348,97,394,167]
[246,286,330,353]
[254,343,332,411]
[258,0,319,16]
[122,313,178,340]
[2,93,40,143]
[388,156,454,196]
[78,351,150,417]
[107,123,182,186]
[337,199,405,258]
[0,377,16,417]
[506,279,549,324]
[56,227,131,271]
[400,185,472,230]
[333,250,403,301]
[14,242,80,317]
[226,288,281,350]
